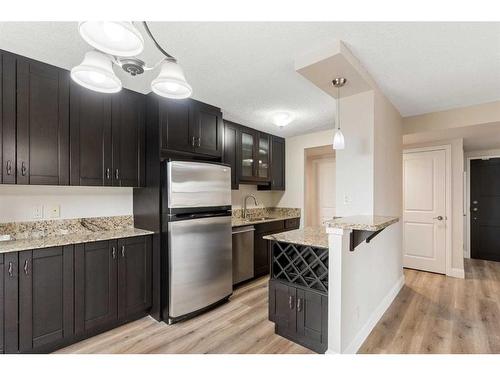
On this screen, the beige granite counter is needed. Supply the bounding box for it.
[324,215,399,231]
[0,215,153,254]
[263,226,328,249]
[232,207,300,227]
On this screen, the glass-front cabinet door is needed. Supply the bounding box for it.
[240,130,256,180]
[257,134,270,179]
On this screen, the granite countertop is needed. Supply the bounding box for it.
[263,227,328,249]
[324,215,399,231]
[231,207,301,227]
[0,227,154,254]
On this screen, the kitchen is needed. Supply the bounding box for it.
[0,21,340,355]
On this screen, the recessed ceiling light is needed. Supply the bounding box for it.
[272,112,293,128]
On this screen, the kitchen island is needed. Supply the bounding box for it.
[264,226,329,353]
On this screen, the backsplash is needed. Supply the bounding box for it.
[232,207,300,220]
[0,215,133,240]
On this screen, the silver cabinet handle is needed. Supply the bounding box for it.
[106,168,111,180]
[115,169,119,180]
[121,245,125,258]
[433,216,444,221]
[24,259,30,276]
[6,160,12,175]
[21,161,27,176]
[197,137,201,147]
[8,262,13,278]
[288,295,294,310]
[112,247,116,259]
[191,136,196,147]
[297,298,303,312]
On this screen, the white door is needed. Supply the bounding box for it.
[315,158,336,225]
[403,149,448,274]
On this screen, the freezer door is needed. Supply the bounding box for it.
[168,161,231,209]
[168,215,232,318]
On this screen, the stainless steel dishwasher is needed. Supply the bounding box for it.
[232,225,255,284]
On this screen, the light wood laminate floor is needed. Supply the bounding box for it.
[56,276,314,354]
[360,259,500,354]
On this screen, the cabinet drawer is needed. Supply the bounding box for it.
[284,218,300,230]
[255,220,284,234]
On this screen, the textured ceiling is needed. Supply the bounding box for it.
[0,22,499,137]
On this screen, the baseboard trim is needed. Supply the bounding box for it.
[448,267,465,279]
[343,274,405,354]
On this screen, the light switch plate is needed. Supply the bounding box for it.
[48,204,61,219]
[33,205,43,219]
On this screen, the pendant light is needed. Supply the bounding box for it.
[151,59,192,99]
[332,77,346,150]
[79,21,144,57]
[70,51,122,93]
[73,21,192,99]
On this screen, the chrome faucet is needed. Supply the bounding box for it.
[243,195,259,220]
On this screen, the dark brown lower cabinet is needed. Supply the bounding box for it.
[0,234,152,354]
[18,246,74,353]
[254,219,300,278]
[269,279,328,353]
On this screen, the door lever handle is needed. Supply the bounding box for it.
[433,216,444,221]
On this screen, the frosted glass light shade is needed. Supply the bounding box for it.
[333,129,345,150]
[79,21,144,57]
[71,51,122,93]
[272,112,293,127]
[151,60,192,99]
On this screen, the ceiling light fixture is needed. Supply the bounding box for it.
[73,21,192,99]
[272,112,293,128]
[332,77,346,150]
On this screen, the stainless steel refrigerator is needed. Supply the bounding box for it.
[162,161,232,324]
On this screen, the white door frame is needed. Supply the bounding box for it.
[465,153,500,259]
[403,145,453,276]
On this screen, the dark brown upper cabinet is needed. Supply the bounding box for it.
[70,85,145,188]
[256,133,270,181]
[70,82,112,186]
[150,94,223,158]
[0,51,69,185]
[18,246,74,353]
[269,136,285,190]
[0,51,17,185]
[223,121,240,190]
[111,89,146,187]
[239,126,259,183]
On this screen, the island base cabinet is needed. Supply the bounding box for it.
[18,246,74,353]
[269,279,328,354]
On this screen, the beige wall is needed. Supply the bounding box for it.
[403,139,465,275]
[277,129,334,227]
[231,184,283,209]
[403,100,500,134]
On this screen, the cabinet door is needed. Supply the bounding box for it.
[239,127,257,182]
[70,82,112,186]
[3,252,19,353]
[18,246,74,352]
[270,136,285,190]
[296,288,328,353]
[223,121,240,190]
[117,236,152,320]
[16,57,70,185]
[254,232,270,278]
[269,280,296,330]
[191,100,223,157]
[1,51,16,184]
[0,255,3,353]
[112,89,145,187]
[75,240,118,335]
[257,133,270,181]
[159,98,193,153]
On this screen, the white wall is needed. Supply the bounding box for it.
[335,92,375,216]
[277,129,334,226]
[231,184,283,209]
[0,185,133,223]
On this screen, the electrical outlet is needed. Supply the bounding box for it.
[343,194,351,205]
[33,205,43,219]
[47,204,61,219]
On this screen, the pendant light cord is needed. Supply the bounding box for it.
[142,21,176,61]
[337,85,340,131]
